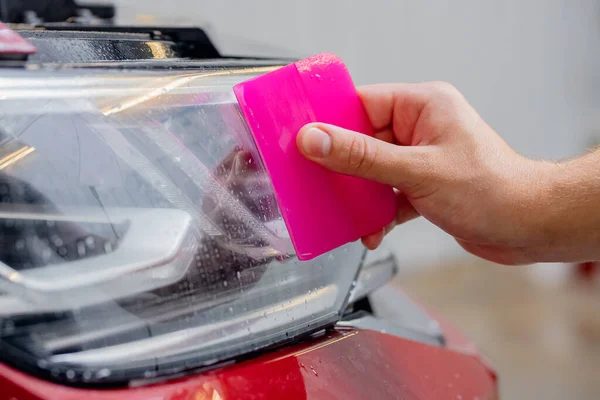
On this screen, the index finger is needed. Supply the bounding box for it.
[357,83,432,146]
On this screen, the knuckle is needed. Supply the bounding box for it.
[346,135,374,172]
[429,81,461,99]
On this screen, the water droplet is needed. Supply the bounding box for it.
[228,307,233,313]
[77,242,86,256]
[83,370,92,380]
[223,280,228,287]
[85,236,95,248]
[15,239,25,250]
[456,395,462,400]
[310,366,318,376]
[66,370,75,379]
[454,373,460,379]
[96,368,111,379]
[51,236,63,247]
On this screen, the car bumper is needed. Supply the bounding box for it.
[0,325,498,400]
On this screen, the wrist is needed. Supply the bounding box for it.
[507,159,562,252]
[534,155,600,262]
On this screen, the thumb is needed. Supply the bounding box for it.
[297,123,428,189]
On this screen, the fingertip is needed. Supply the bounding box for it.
[361,229,385,250]
[361,237,380,250]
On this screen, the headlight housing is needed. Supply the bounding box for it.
[0,67,365,385]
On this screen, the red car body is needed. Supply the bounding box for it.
[0,311,497,400]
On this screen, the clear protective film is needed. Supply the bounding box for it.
[0,67,365,385]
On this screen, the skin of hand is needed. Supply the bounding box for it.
[296,82,600,265]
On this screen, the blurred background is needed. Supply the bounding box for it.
[111,1,600,398]
[23,0,600,398]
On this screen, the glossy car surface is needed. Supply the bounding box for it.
[1,327,497,400]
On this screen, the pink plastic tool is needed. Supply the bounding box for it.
[234,53,396,260]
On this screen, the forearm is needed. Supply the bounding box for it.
[540,149,600,262]
[301,82,600,265]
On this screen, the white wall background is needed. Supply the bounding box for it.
[113,0,600,272]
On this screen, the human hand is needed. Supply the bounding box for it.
[297,82,565,265]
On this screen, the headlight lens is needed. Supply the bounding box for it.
[0,67,365,385]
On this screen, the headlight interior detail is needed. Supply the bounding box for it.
[0,67,365,386]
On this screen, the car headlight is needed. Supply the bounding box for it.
[0,67,366,385]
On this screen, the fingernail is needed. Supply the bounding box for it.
[300,127,331,158]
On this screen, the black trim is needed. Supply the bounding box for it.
[337,311,445,348]
[38,25,221,59]
[0,319,339,388]
[27,58,290,70]
[0,0,114,23]
[352,296,373,314]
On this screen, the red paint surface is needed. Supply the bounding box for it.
[575,262,598,282]
[0,22,36,55]
[0,329,497,400]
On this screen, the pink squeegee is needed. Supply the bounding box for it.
[234,53,396,260]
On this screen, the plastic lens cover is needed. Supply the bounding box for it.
[0,67,365,385]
